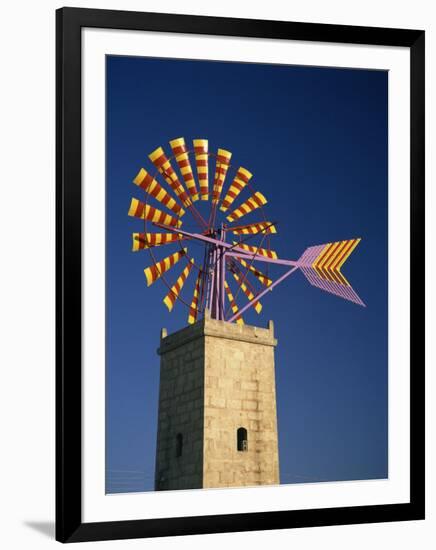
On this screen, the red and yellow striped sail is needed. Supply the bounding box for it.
[169,137,199,202]
[133,168,185,217]
[224,281,244,325]
[235,258,272,287]
[188,271,202,324]
[132,232,183,251]
[212,148,232,205]
[233,241,278,260]
[312,239,361,286]
[149,147,192,208]
[226,191,267,222]
[220,167,252,212]
[232,272,262,314]
[163,259,194,311]
[144,248,187,287]
[128,198,182,228]
[231,221,277,235]
[193,139,209,200]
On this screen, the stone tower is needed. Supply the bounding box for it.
[154,312,280,490]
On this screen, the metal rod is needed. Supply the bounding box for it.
[220,224,226,319]
[154,222,299,267]
[227,266,299,323]
[209,247,217,318]
[225,251,298,267]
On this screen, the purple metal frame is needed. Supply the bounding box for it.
[153,219,365,320]
[154,221,302,322]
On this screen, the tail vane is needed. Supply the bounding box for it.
[298,239,365,306]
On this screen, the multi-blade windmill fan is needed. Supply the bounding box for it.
[128,137,365,326]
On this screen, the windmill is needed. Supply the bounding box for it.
[128,137,365,325]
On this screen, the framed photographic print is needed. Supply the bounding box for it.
[56,7,425,543]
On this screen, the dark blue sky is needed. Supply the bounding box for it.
[106,55,388,493]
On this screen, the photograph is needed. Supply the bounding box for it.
[105,54,388,494]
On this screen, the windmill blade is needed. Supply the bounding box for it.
[169,137,199,202]
[128,198,182,227]
[144,248,187,287]
[231,221,277,235]
[226,191,267,222]
[133,168,185,217]
[232,271,262,314]
[233,241,278,260]
[188,271,202,324]
[220,167,252,212]
[163,259,194,311]
[193,139,209,200]
[212,148,232,205]
[224,281,244,325]
[149,146,192,208]
[234,257,272,287]
[298,239,365,306]
[132,232,184,251]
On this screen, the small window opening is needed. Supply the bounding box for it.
[176,433,183,457]
[237,427,248,452]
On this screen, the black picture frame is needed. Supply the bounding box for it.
[56,7,425,543]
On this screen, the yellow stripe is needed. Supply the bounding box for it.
[217,148,232,160]
[128,198,140,217]
[163,294,174,312]
[163,259,193,311]
[132,233,140,251]
[313,243,332,268]
[327,243,353,276]
[193,139,207,147]
[133,168,147,186]
[233,273,262,313]
[169,137,184,148]
[336,238,361,271]
[149,147,164,162]
[323,241,348,271]
[317,242,341,270]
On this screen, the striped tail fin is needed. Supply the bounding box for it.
[297,239,365,306]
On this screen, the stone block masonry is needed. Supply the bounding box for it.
[155,311,280,490]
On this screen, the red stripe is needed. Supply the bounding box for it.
[134,202,144,217]
[237,171,249,184]
[172,145,186,155]
[251,194,263,207]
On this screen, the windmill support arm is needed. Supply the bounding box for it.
[153,222,299,267]
[227,266,299,323]
[225,251,298,267]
